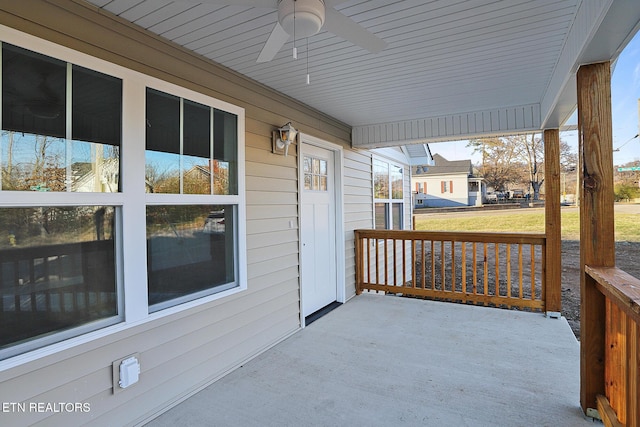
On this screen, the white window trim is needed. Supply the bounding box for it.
[0,25,247,368]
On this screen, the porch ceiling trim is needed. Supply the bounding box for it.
[352,103,541,149]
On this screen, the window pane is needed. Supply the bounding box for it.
[146,88,180,194]
[0,206,117,353]
[183,100,211,195]
[373,160,389,199]
[147,205,236,310]
[1,132,66,191]
[391,165,403,199]
[375,203,387,230]
[72,66,122,147]
[213,109,237,195]
[1,44,66,192]
[2,43,66,139]
[72,66,122,192]
[392,203,403,230]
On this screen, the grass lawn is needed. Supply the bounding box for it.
[414,209,640,242]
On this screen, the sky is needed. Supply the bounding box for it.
[429,30,640,167]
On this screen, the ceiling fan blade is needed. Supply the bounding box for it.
[324,7,387,53]
[257,22,290,62]
[196,0,277,8]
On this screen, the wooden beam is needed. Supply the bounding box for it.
[544,129,562,314]
[577,61,615,416]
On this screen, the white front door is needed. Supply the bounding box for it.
[300,143,337,317]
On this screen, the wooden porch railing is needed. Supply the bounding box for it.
[585,266,640,427]
[355,230,554,312]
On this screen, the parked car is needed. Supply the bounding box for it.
[485,192,498,203]
[510,189,525,199]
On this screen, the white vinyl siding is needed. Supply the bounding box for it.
[343,150,374,299]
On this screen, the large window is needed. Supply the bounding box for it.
[145,88,241,312]
[0,36,245,360]
[0,42,122,358]
[373,158,404,230]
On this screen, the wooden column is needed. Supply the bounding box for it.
[577,62,615,415]
[543,129,561,314]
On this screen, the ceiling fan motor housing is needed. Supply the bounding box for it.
[278,0,325,38]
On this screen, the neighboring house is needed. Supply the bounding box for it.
[412,154,485,208]
[0,7,412,426]
[71,156,120,192]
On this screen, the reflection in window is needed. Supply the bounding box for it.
[145,88,237,195]
[391,166,403,199]
[303,155,327,191]
[146,205,236,311]
[1,43,122,193]
[0,206,118,351]
[183,99,211,195]
[375,203,387,230]
[392,203,403,230]
[373,159,389,199]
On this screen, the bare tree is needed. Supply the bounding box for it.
[467,137,520,191]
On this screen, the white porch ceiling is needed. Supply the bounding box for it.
[86,0,640,147]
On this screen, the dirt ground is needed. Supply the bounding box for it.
[561,240,640,339]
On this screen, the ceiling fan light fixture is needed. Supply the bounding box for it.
[278,0,325,38]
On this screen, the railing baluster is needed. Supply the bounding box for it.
[438,241,443,291]
[506,244,512,307]
[472,242,477,295]
[518,244,524,299]
[451,240,456,293]
[495,243,500,297]
[391,239,396,286]
[531,243,535,301]
[411,239,416,289]
[483,243,488,302]
[461,242,467,296]
[365,237,371,287]
[376,238,380,286]
[431,240,435,290]
[421,239,425,289]
[401,239,406,287]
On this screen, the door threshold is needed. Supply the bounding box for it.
[305,301,342,326]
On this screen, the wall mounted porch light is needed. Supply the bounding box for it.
[272,122,298,156]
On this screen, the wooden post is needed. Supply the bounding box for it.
[544,128,562,314]
[577,62,615,416]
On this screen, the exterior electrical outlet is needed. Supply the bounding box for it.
[118,356,140,389]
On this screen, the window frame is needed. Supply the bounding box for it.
[144,84,244,312]
[0,26,246,365]
[372,156,405,230]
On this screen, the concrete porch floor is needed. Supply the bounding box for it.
[146,294,595,426]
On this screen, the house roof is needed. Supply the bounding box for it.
[413,153,471,176]
[87,1,640,148]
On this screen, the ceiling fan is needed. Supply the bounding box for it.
[201,0,387,62]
